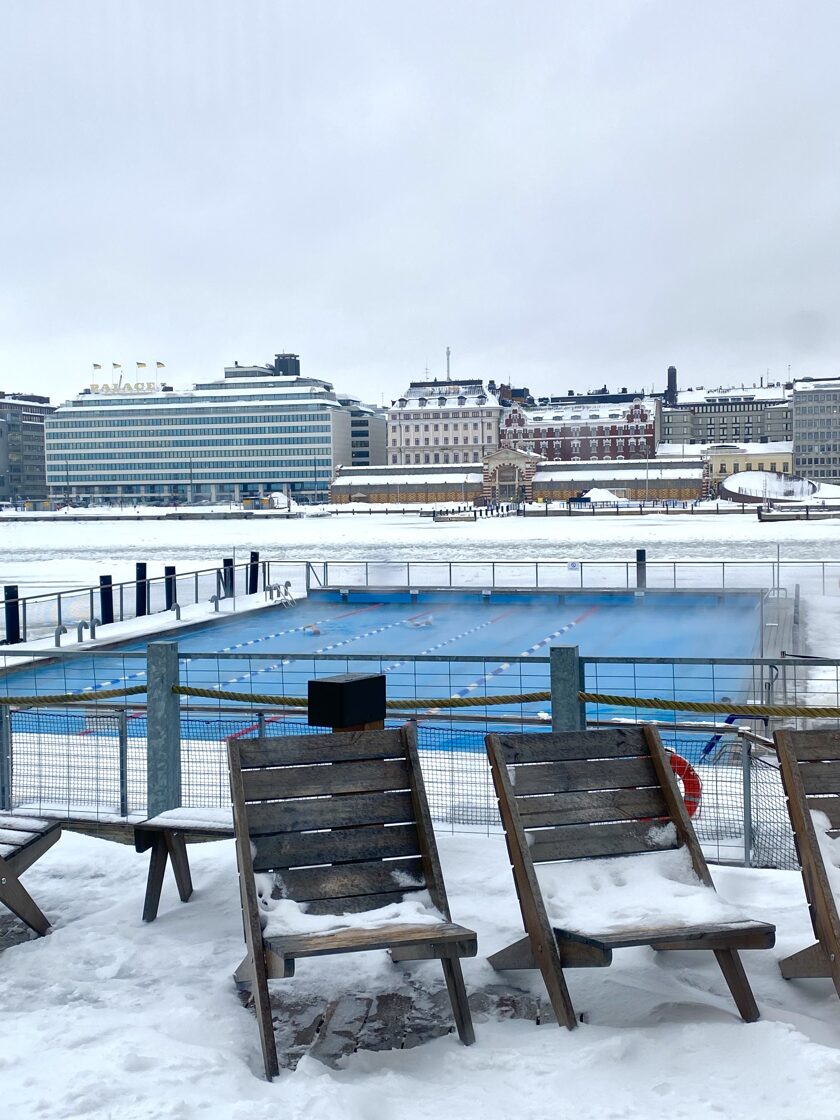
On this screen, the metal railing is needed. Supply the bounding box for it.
[303,557,839,597]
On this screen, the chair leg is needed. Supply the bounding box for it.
[0,855,50,936]
[714,949,760,1022]
[249,949,280,1080]
[440,955,475,1045]
[164,832,193,903]
[141,834,169,923]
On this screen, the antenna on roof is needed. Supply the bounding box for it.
[446,346,451,380]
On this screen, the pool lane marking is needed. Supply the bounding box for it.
[448,605,601,700]
[227,609,514,739]
[74,603,388,699]
[381,609,517,674]
[219,610,437,688]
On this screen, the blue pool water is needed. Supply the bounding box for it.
[1,590,762,753]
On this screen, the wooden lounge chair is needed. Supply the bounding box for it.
[0,813,61,936]
[773,728,840,994]
[485,726,775,1028]
[227,725,477,1079]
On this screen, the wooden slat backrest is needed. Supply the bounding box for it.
[228,725,451,917]
[774,729,840,957]
[488,728,680,863]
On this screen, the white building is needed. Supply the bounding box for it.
[45,355,352,504]
[387,379,501,466]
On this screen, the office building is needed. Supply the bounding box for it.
[44,354,351,504]
[0,392,54,503]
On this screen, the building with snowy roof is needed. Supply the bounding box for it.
[791,378,840,483]
[499,395,659,462]
[332,448,703,504]
[661,381,793,448]
[45,354,354,505]
[386,380,501,467]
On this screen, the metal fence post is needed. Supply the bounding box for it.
[118,709,129,817]
[0,706,11,810]
[742,737,752,868]
[550,645,586,731]
[146,641,181,817]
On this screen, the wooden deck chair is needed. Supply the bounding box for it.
[485,726,775,1028]
[227,725,477,1079]
[0,813,61,936]
[774,728,840,994]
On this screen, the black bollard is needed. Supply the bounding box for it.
[636,548,647,590]
[164,565,177,610]
[223,557,234,597]
[248,550,259,595]
[135,563,148,617]
[99,575,114,625]
[3,585,20,645]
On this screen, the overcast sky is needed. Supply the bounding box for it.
[1,1,838,406]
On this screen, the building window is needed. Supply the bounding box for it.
[391,454,398,464]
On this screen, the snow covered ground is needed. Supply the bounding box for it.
[3,511,840,1116]
[2,829,840,1120]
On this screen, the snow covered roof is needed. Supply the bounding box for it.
[657,441,794,457]
[722,471,815,499]
[391,382,499,411]
[534,466,703,482]
[507,398,655,425]
[674,385,790,405]
[332,472,483,487]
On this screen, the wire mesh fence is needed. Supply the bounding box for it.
[0,702,801,869]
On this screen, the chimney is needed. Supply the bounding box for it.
[665,365,678,407]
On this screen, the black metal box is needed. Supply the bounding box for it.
[307,673,387,728]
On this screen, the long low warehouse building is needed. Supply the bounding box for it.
[331,450,704,503]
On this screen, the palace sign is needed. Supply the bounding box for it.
[89,382,158,394]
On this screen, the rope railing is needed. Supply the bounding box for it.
[0,685,148,706]
[171,685,551,709]
[1,683,838,721]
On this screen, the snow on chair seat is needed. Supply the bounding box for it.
[484,726,775,1028]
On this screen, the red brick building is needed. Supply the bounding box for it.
[499,396,659,462]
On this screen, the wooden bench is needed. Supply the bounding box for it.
[228,726,477,1079]
[774,728,840,993]
[133,811,234,923]
[485,726,775,1028]
[0,812,62,936]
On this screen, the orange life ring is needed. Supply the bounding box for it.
[669,752,702,817]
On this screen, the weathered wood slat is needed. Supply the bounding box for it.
[517,787,669,828]
[0,813,55,835]
[242,758,410,802]
[510,756,658,797]
[804,795,840,830]
[238,730,406,768]
[264,920,474,959]
[786,731,840,762]
[797,761,840,796]
[774,728,840,1002]
[554,920,776,951]
[300,889,418,915]
[277,855,426,903]
[527,818,679,863]
[252,822,421,872]
[497,728,647,765]
[245,790,416,835]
